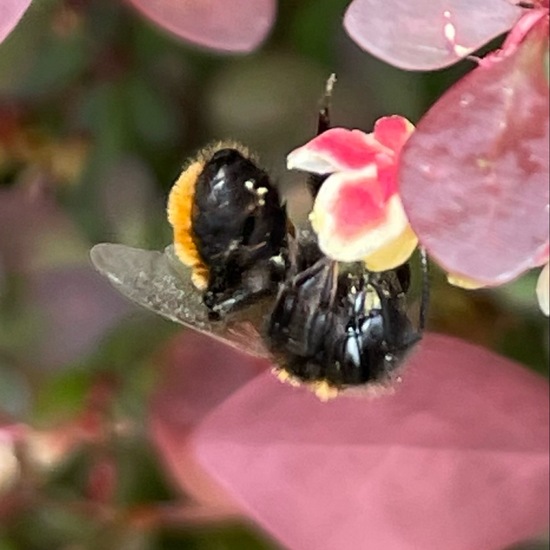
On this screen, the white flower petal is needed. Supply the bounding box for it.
[286,147,340,175]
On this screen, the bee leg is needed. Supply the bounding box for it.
[268,258,338,358]
[205,260,281,319]
[418,246,430,332]
[369,278,418,352]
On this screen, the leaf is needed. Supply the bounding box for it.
[191,333,549,550]
[125,0,276,53]
[400,14,550,285]
[344,0,524,71]
[0,0,32,44]
[149,331,268,517]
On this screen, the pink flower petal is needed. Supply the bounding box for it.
[329,169,387,233]
[125,0,276,53]
[287,128,391,174]
[344,0,524,71]
[311,169,409,262]
[0,0,32,44]
[400,14,549,286]
[194,333,549,550]
[373,115,415,154]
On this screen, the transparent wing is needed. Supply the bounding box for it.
[90,243,270,358]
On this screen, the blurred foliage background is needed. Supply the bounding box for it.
[0,0,548,548]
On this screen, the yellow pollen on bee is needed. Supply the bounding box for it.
[273,368,300,387]
[312,380,340,401]
[273,368,341,400]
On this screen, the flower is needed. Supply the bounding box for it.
[287,115,417,271]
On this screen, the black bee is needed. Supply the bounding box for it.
[91,141,289,355]
[91,77,429,399]
[267,230,428,398]
[166,142,288,318]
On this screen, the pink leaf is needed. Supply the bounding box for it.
[149,331,268,516]
[125,0,276,53]
[0,0,32,44]
[193,333,549,550]
[344,0,524,71]
[400,14,549,285]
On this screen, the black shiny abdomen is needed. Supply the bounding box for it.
[191,148,288,316]
[267,239,419,387]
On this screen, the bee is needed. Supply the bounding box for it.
[91,78,429,400]
[91,140,290,357]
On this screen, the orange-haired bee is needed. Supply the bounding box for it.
[167,143,288,318]
[91,78,429,399]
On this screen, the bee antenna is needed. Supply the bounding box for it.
[418,246,430,332]
[317,73,336,136]
[307,74,337,199]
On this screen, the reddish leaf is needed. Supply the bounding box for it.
[149,331,268,516]
[193,333,549,550]
[125,0,276,53]
[400,14,549,285]
[0,0,32,44]
[344,0,524,71]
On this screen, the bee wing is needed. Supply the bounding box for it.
[90,243,271,358]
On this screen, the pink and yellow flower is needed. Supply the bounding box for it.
[287,115,417,271]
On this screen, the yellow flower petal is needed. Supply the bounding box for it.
[536,262,549,316]
[447,273,487,290]
[363,224,418,272]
